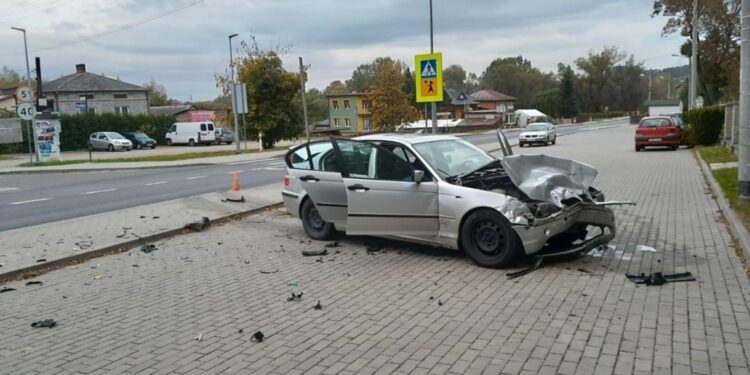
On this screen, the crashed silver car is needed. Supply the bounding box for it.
[281,133,624,268]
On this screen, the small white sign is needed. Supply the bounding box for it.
[17,103,36,120]
[15,87,33,103]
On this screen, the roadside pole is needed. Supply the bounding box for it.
[11,27,35,163]
[299,57,310,143]
[738,0,750,200]
[689,0,698,109]
[429,0,437,134]
[228,33,240,154]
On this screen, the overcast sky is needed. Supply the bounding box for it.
[0,0,686,101]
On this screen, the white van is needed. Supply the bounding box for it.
[165,122,217,146]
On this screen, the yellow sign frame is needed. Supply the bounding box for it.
[414,53,443,103]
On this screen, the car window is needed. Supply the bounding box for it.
[336,141,374,178]
[526,124,547,132]
[99,134,107,139]
[169,125,176,132]
[374,148,414,181]
[336,141,414,181]
[413,139,494,178]
[377,142,433,181]
[208,123,214,131]
[200,124,207,131]
[90,133,97,139]
[287,142,340,172]
[640,119,672,128]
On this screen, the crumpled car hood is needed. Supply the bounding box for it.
[500,154,598,206]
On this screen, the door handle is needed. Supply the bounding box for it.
[347,184,370,191]
[300,175,320,182]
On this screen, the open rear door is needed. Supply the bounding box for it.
[286,141,347,225]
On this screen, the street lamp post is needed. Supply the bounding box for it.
[429,0,437,134]
[228,33,240,154]
[11,26,35,163]
[689,0,698,109]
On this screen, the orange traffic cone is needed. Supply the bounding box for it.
[223,171,245,203]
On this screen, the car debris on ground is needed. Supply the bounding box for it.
[30,319,56,328]
[0,286,16,293]
[140,244,157,253]
[184,217,210,231]
[626,272,695,286]
[301,249,328,256]
[252,331,264,342]
[25,281,42,286]
[324,242,341,248]
[635,245,657,252]
[313,300,323,310]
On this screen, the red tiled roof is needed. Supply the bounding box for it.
[470,89,516,102]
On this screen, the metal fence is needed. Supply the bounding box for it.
[721,101,739,152]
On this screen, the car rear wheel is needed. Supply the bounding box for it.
[461,209,521,268]
[226,141,232,145]
[301,198,334,240]
[108,144,114,152]
[166,138,173,146]
[635,145,642,152]
[552,137,556,145]
[188,139,195,146]
[151,145,156,149]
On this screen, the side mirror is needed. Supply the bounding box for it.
[413,170,424,183]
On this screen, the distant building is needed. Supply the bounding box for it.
[43,64,149,115]
[0,87,17,114]
[443,88,478,119]
[327,92,373,134]
[151,104,230,127]
[470,89,516,112]
[643,99,683,117]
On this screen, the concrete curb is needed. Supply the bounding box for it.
[696,152,750,264]
[0,201,283,283]
[0,162,217,175]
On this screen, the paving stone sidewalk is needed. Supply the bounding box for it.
[0,125,748,375]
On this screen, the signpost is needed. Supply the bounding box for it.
[414,53,443,104]
[15,86,36,162]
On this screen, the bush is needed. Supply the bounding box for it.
[58,113,176,151]
[683,106,725,146]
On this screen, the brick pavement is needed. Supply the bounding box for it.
[0,124,748,374]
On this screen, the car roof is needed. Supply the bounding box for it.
[353,133,462,145]
[642,116,672,120]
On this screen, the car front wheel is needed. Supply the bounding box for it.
[166,139,173,146]
[461,209,521,268]
[301,198,334,240]
[108,144,114,152]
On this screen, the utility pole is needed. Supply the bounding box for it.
[228,33,240,154]
[667,71,671,99]
[429,0,437,134]
[738,0,750,200]
[299,57,310,143]
[11,27,35,163]
[689,0,699,109]
[648,70,652,101]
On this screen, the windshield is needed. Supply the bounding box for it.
[413,139,494,178]
[133,133,149,139]
[525,124,547,132]
[640,119,672,128]
[106,132,125,139]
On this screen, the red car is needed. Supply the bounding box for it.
[635,116,680,151]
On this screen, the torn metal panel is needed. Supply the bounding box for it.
[501,154,598,205]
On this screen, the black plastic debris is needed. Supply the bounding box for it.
[153,216,160,219]
[259,269,278,274]
[325,242,341,248]
[577,268,591,274]
[315,258,324,263]
[366,242,384,253]
[302,249,328,256]
[221,196,246,203]
[313,300,323,310]
[0,287,16,293]
[252,331,264,342]
[36,259,46,263]
[31,319,56,328]
[626,272,696,286]
[438,300,444,306]
[217,241,223,246]
[507,256,544,279]
[140,244,157,254]
[287,292,304,301]
[184,217,210,231]
[25,281,43,286]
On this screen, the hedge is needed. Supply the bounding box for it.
[0,113,177,153]
[683,106,724,146]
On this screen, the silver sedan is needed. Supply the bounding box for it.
[519,122,556,147]
[281,133,626,268]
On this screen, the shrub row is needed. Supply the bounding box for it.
[683,106,724,146]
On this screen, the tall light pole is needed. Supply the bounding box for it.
[738,0,750,200]
[299,57,310,143]
[689,0,699,109]
[228,33,240,154]
[429,0,437,134]
[11,26,35,163]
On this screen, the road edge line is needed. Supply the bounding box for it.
[0,201,283,283]
[695,152,750,266]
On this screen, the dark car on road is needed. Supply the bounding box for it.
[123,132,157,149]
[635,116,680,151]
[215,128,234,145]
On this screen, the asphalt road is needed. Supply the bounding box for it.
[0,119,628,231]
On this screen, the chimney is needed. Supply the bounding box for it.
[75,64,86,73]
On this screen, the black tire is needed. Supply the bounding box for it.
[166,138,173,146]
[461,209,521,268]
[519,142,525,148]
[635,145,641,152]
[300,198,334,240]
[188,139,195,147]
[151,145,156,149]
[552,137,556,145]
[671,145,678,151]
[107,144,114,152]
[226,141,232,145]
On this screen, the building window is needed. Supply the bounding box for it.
[114,93,128,99]
[344,118,351,127]
[343,100,350,109]
[364,117,372,131]
[79,107,95,114]
[114,106,129,115]
[333,118,340,127]
[362,100,372,109]
[79,94,94,100]
[332,100,339,109]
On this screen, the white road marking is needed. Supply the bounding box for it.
[227,157,280,165]
[145,181,168,186]
[82,188,117,195]
[249,167,283,171]
[185,176,207,180]
[228,170,244,174]
[0,187,19,192]
[10,198,51,205]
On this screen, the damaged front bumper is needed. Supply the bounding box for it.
[513,202,618,256]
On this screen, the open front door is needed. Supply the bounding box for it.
[332,139,439,236]
[286,141,347,226]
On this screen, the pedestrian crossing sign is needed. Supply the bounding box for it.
[415,52,443,103]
